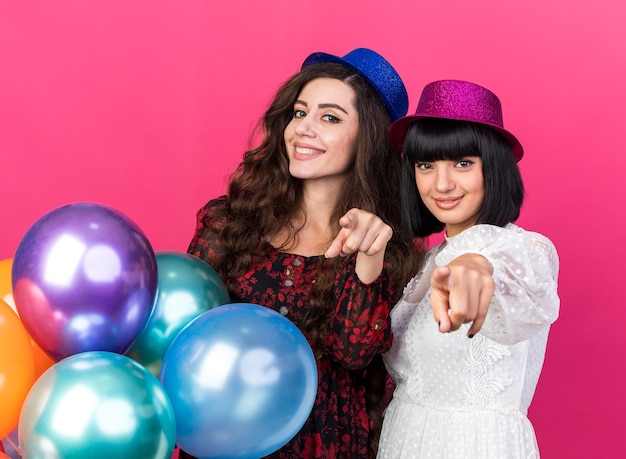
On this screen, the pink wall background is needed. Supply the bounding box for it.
[1,1,624,457]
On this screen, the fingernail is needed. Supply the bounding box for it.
[468,333,475,339]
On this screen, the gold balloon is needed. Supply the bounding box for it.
[0,257,55,379]
[0,258,15,311]
[0,298,35,439]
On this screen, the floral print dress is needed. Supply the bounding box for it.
[185,197,394,459]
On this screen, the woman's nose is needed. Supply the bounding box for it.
[294,116,315,137]
[434,168,455,192]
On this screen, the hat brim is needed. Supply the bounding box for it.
[388,115,524,162]
[302,52,349,70]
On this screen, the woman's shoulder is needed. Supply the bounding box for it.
[505,223,558,254]
[195,195,230,227]
[201,195,228,211]
[197,195,228,214]
[440,223,558,265]
[454,223,555,246]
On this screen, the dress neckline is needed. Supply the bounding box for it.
[262,240,325,260]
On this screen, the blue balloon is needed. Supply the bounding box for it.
[159,303,317,459]
[11,202,158,361]
[19,351,176,459]
[126,251,230,377]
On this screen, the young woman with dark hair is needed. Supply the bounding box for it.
[399,118,525,237]
[378,80,560,459]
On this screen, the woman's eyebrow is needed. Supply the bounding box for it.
[318,103,348,114]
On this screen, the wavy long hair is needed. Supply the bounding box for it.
[206,62,423,455]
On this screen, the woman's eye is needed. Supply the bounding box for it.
[294,109,306,118]
[456,159,475,168]
[415,162,432,170]
[322,114,340,123]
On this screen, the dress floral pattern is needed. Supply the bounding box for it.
[185,197,394,459]
[377,224,560,459]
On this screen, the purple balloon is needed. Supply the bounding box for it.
[12,202,158,361]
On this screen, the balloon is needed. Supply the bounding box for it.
[1,427,19,459]
[126,251,230,377]
[0,258,14,310]
[29,338,56,380]
[19,351,176,459]
[12,202,158,361]
[159,303,317,459]
[0,299,35,439]
[0,258,56,378]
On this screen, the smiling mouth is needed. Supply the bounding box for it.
[434,197,462,209]
[295,146,322,155]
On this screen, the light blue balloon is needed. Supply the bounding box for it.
[19,352,176,459]
[159,303,317,459]
[126,251,230,377]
